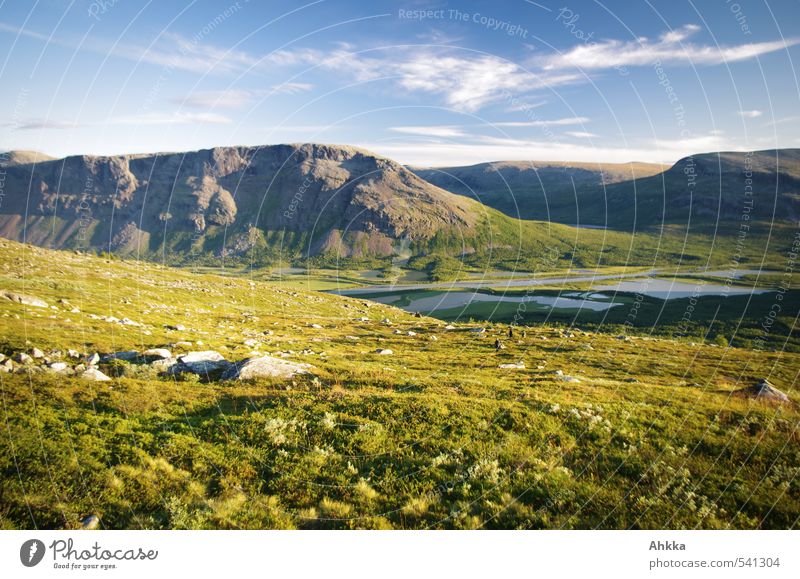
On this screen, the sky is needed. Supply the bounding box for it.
[0,0,799,166]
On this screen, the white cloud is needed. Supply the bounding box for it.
[543,24,799,70]
[176,90,254,109]
[10,119,78,131]
[737,109,763,118]
[565,131,598,138]
[113,112,233,126]
[389,126,466,138]
[269,82,314,95]
[362,132,737,166]
[493,116,590,127]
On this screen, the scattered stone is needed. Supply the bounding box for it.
[393,329,403,335]
[30,347,45,358]
[142,348,172,360]
[444,325,456,330]
[381,318,392,325]
[85,353,100,366]
[103,351,139,362]
[67,349,81,359]
[554,370,564,376]
[734,379,790,403]
[499,362,525,369]
[173,341,193,349]
[429,335,438,341]
[243,338,259,347]
[81,368,111,381]
[176,351,229,374]
[2,290,48,308]
[470,327,486,334]
[357,317,370,322]
[222,355,313,380]
[375,348,393,355]
[345,335,360,341]
[48,362,68,372]
[407,331,417,336]
[13,352,33,364]
[80,514,101,530]
[309,323,323,329]
[165,324,186,331]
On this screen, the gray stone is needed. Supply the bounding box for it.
[30,348,45,359]
[222,355,312,380]
[176,351,229,374]
[735,379,790,403]
[85,353,100,366]
[13,352,33,364]
[2,290,48,308]
[81,368,111,381]
[80,514,101,530]
[142,348,172,360]
[375,348,393,355]
[48,362,68,372]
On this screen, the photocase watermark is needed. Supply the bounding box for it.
[752,230,799,350]
[19,539,46,567]
[0,87,30,212]
[556,7,628,76]
[726,0,752,36]
[397,8,529,38]
[76,175,95,245]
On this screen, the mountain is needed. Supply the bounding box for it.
[0,144,479,261]
[411,160,666,221]
[411,150,800,230]
[0,150,56,167]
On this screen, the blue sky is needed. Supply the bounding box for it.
[1,0,798,165]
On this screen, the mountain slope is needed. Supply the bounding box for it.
[411,150,800,230]
[411,160,667,221]
[0,144,478,260]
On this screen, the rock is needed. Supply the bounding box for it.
[429,335,438,341]
[48,362,68,372]
[165,324,186,331]
[375,349,393,355]
[13,352,33,364]
[2,290,48,308]
[142,348,171,360]
[243,339,259,347]
[499,362,525,369]
[381,318,392,325]
[345,335,360,341]
[85,353,100,366]
[356,317,370,322]
[554,370,564,376]
[81,368,111,381]
[222,355,313,380]
[102,351,139,362]
[407,331,417,336]
[30,348,45,359]
[393,329,403,334]
[80,514,101,530]
[176,351,229,374]
[150,358,178,372]
[173,341,193,349]
[734,379,790,403]
[67,349,82,359]
[309,323,323,329]
[470,327,486,334]
[557,375,581,383]
[445,324,456,330]
[0,360,11,373]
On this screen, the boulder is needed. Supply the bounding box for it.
[176,351,229,374]
[165,324,186,331]
[375,349,393,355]
[102,351,139,362]
[48,362,68,372]
[499,362,525,369]
[80,514,101,530]
[85,353,100,366]
[13,352,33,364]
[150,358,177,372]
[81,368,111,381]
[2,290,48,308]
[30,348,45,359]
[222,355,313,380]
[142,348,172,360]
[734,379,790,403]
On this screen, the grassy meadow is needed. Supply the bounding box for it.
[0,238,798,529]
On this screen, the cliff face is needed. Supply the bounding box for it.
[0,144,477,258]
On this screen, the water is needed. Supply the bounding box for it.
[594,278,769,299]
[367,290,623,313]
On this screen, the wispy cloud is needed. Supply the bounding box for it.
[269,82,314,95]
[565,131,598,138]
[112,112,232,125]
[175,90,254,109]
[492,116,590,128]
[389,125,467,138]
[542,24,798,70]
[9,119,78,131]
[737,109,763,118]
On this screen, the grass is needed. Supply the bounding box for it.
[0,238,798,529]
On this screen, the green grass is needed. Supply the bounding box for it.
[0,238,798,529]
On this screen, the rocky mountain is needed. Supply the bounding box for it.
[411,150,800,229]
[0,144,478,261]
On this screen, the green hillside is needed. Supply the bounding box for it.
[1,239,797,529]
